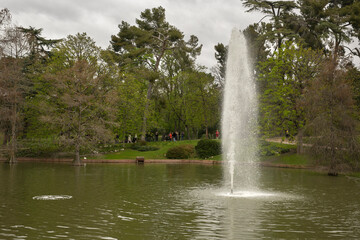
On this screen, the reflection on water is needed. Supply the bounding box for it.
[33,195,73,200]
[215,190,278,198]
[0,163,359,239]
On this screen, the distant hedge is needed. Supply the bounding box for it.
[195,139,221,159]
[166,144,195,159]
[259,140,296,156]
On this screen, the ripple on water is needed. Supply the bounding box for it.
[32,195,72,200]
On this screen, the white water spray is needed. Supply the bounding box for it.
[222,29,258,194]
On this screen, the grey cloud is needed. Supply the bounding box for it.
[2,0,262,68]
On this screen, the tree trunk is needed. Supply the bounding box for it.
[73,143,82,166]
[296,128,304,154]
[185,125,190,140]
[8,103,17,164]
[73,109,83,166]
[2,130,9,146]
[328,161,338,176]
[141,81,153,141]
[327,145,338,176]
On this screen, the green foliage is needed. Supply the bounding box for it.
[267,153,311,165]
[110,6,204,139]
[101,140,198,160]
[259,140,296,156]
[166,144,195,159]
[195,139,221,159]
[136,146,160,152]
[17,139,62,157]
[130,141,159,152]
[242,0,360,57]
[258,43,322,137]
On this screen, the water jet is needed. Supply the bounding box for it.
[222,28,258,194]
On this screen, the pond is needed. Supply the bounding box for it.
[0,163,359,239]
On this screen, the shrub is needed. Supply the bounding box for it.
[130,140,147,150]
[259,140,296,156]
[166,144,195,159]
[136,146,159,152]
[195,139,221,159]
[17,138,62,157]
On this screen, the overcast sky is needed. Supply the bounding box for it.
[3,0,263,69]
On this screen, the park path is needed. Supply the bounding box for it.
[266,137,313,148]
[265,137,296,145]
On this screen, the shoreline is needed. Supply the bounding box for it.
[0,157,221,165]
[0,157,312,169]
[3,157,358,176]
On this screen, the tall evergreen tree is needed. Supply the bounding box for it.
[110,6,201,140]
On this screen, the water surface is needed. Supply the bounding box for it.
[0,163,359,239]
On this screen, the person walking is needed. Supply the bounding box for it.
[216,130,220,139]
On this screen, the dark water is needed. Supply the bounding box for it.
[0,163,359,239]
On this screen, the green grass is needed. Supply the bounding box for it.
[269,153,312,165]
[94,140,200,160]
[94,139,296,161]
[345,172,360,178]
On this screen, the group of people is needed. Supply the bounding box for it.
[166,131,184,141]
[121,129,220,143]
[125,134,137,143]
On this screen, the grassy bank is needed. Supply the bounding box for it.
[262,153,311,166]
[94,139,297,162]
[93,140,207,160]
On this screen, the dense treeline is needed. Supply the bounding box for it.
[0,7,221,165]
[213,0,360,174]
[2,1,360,174]
[238,0,360,175]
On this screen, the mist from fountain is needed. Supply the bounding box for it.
[221,28,259,195]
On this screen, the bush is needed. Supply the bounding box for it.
[130,140,147,150]
[166,144,195,159]
[17,138,63,157]
[136,146,159,152]
[195,139,221,159]
[259,140,296,156]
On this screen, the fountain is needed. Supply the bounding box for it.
[222,28,259,195]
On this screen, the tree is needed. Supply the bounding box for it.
[0,10,30,163]
[18,26,60,61]
[0,8,10,26]
[304,58,360,175]
[116,71,148,144]
[40,33,117,165]
[184,70,220,139]
[258,43,322,152]
[242,0,360,59]
[0,57,26,163]
[44,60,116,165]
[212,43,227,87]
[110,6,201,140]
[241,0,298,51]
